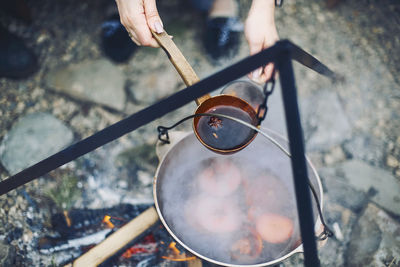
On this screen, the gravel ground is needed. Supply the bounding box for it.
[1,0,400,266]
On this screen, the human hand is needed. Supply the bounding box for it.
[115,0,164,47]
[245,0,279,83]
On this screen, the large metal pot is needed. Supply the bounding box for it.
[153,128,324,266]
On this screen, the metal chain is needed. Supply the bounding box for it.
[256,74,276,125]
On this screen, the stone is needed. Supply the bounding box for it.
[115,143,158,174]
[45,59,126,111]
[343,135,385,166]
[127,62,183,105]
[334,160,400,216]
[137,170,153,187]
[301,90,352,151]
[0,113,74,175]
[324,146,346,165]
[319,238,346,266]
[346,203,400,267]
[0,242,16,266]
[70,107,122,138]
[319,167,367,212]
[386,155,399,168]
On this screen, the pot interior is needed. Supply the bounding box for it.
[155,129,321,266]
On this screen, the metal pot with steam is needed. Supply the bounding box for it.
[153,128,328,266]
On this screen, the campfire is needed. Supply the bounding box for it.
[38,204,203,266]
[36,156,302,266]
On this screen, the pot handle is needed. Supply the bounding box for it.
[155,131,189,161]
[293,223,329,254]
[151,30,211,106]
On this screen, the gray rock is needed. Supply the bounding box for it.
[0,242,16,266]
[319,238,346,266]
[318,204,358,266]
[0,113,74,175]
[334,160,400,216]
[320,167,367,212]
[343,135,385,166]
[346,203,400,267]
[301,90,352,151]
[127,63,183,105]
[323,146,347,165]
[46,59,126,111]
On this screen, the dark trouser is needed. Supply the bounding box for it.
[189,0,214,12]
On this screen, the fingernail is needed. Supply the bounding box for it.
[252,68,262,79]
[154,21,164,34]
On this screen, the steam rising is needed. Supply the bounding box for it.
[156,133,313,265]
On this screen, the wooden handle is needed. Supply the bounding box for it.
[72,206,159,267]
[151,30,210,106]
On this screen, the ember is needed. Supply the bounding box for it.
[161,242,196,262]
[102,215,126,229]
[102,215,115,228]
[121,234,158,259]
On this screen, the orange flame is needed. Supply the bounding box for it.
[102,215,115,228]
[63,210,72,227]
[161,242,196,262]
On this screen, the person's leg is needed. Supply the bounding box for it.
[189,0,214,13]
[0,0,38,79]
[198,0,242,61]
[101,14,138,63]
[0,25,38,79]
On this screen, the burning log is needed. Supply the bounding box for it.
[161,241,196,261]
[51,204,150,237]
[118,233,158,260]
[67,206,159,267]
[39,229,113,254]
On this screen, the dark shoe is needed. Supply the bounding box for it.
[0,26,38,79]
[101,15,137,63]
[204,17,242,61]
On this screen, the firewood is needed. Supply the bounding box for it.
[69,206,159,267]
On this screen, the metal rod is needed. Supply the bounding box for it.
[277,48,320,267]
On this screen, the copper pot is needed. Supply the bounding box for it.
[152,31,259,154]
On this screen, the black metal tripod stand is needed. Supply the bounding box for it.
[0,40,336,267]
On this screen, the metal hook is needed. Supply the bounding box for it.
[157,126,170,144]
